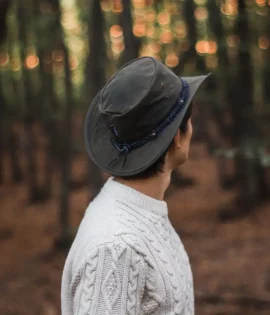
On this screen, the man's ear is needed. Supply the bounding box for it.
[173,129,181,149]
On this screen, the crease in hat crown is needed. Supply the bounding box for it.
[98,56,184,143]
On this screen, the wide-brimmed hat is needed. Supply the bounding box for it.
[84,56,210,176]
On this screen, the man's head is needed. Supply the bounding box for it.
[84,57,209,178]
[119,102,193,181]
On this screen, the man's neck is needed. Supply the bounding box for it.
[114,171,172,201]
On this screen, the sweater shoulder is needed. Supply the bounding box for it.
[70,232,166,315]
[70,191,155,271]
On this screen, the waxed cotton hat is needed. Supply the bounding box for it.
[84,56,210,176]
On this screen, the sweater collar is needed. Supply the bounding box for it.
[102,177,168,217]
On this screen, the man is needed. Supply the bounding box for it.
[61,57,209,315]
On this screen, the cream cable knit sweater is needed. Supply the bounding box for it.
[61,177,194,315]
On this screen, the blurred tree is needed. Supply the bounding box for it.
[0,0,10,43]
[4,6,24,184]
[174,0,205,74]
[171,0,206,188]
[206,0,235,189]
[119,0,141,66]
[85,0,106,200]
[17,1,44,201]
[47,0,74,247]
[218,0,268,219]
[33,1,59,200]
[0,76,5,185]
[263,7,270,114]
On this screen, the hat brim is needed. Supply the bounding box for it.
[84,74,210,177]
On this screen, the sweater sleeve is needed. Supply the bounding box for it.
[70,240,148,315]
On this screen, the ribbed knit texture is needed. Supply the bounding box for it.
[61,177,194,315]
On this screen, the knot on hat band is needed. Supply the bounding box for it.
[108,78,190,168]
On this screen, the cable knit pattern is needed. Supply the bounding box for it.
[127,250,140,314]
[61,177,194,315]
[117,203,187,314]
[76,248,99,315]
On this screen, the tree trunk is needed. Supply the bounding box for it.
[173,0,200,74]
[0,77,5,185]
[86,0,106,201]
[218,0,265,219]
[171,0,205,187]
[230,0,261,212]
[17,2,42,201]
[51,0,73,248]
[33,1,58,200]
[0,0,10,43]
[206,0,236,189]
[119,0,141,66]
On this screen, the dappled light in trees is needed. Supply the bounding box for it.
[0,0,269,314]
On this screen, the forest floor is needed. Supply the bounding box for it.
[0,142,270,315]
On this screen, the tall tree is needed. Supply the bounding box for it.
[170,0,206,188]
[0,0,13,187]
[0,75,5,185]
[0,0,10,43]
[48,0,74,247]
[206,0,235,189]
[119,0,141,66]
[33,1,58,200]
[219,0,266,219]
[85,0,107,200]
[174,0,205,75]
[17,0,43,201]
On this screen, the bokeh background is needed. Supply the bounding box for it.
[0,0,270,314]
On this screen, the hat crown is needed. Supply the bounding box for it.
[100,57,182,142]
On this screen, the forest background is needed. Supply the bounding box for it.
[0,0,270,314]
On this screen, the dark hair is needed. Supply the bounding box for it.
[120,102,193,180]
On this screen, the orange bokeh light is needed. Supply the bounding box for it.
[221,0,238,16]
[53,50,64,62]
[112,42,125,53]
[194,7,208,21]
[146,25,156,38]
[11,59,21,71]
[25,55,39,69]
[110,25,123,39]
[69,57,78,70]
[112,0,123,13]
[255,0,266,6]
[149,42,161,53]
[159,30,173,44]
[195,40,217,54]
[258,37,270,49]
[133,23,146,37]
[226,35,240,48]
[174,21,187,39]
[145,0,153,6]
[133,0,145,9]
[0,53,9,66]
[165,53,179,67]
[145,9,156,22]
[100,0,111,12]
[157,11,170,25]
[165,3,178,14]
